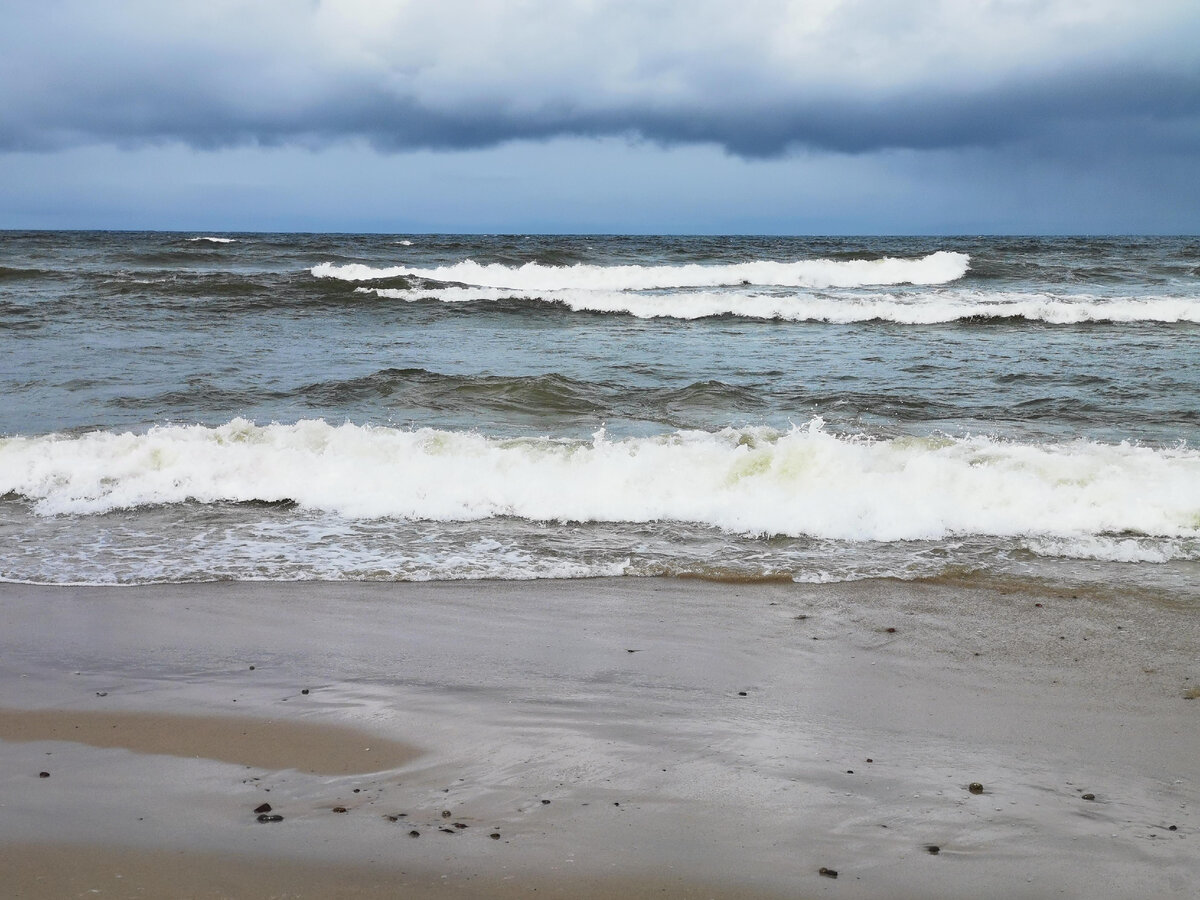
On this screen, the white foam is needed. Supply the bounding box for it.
[187,236,237,243]
[312,251,970,291]
[356,285,1200,324]
[3,419,1196,552]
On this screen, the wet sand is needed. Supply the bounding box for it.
[0,577,1197,898]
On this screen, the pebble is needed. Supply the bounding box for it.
[301,689,310,694]
[256,814,283,823]
[442,810,452,818]
[541,799,551,805]
[332,806,347,813]
[96,691,107,697]
[254,803,272,814]
[39,771,50,778]
[737,691,747,696]
[1082,793,1096,801]
[409,830,420,837]
[490,833,501,839]
[926,845,940,855]
[818,867,838,879]
[968,782,984,794]
[1169,825,1178,831]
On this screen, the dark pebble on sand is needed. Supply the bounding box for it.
[332,806,347,813]
[254,803,272,814]
[256,814,283,823]
[454,822,468,829]
[969,782,984,794]
[442,810,452,818]
[301,689,309,694]
[385,815,399,822]
[738,691,747,696]
[96,691,107,697]
[353,788,360,793]
[1082,793,1096,801]
[819,867,838,879]
[1169,825,1177,831]
[440,827,456,834]
[409,830,420,837]
[39,771,49,778]
[490,832,501,839]
[926,845,940,855]
[866,758,874,763]
[886,627,896,633]
[249,665,255,670]
[541,799,551,805]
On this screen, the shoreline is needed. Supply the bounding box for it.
[1,576,1197,897]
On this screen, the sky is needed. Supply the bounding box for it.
[1,0,1198,234]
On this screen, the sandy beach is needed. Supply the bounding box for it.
[1,576,1197,898]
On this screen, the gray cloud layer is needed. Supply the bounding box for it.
[3,1,1198,157]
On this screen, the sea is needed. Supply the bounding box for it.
[1,232,1197,594]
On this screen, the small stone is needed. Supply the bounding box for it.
[968,783,984,794]
[256,814,283,823]
[490,832,501,840]
[886,627,896,633]
[541,799,551,805]
[38,771,49,778]
[96,691,107,697]
[439,827,456,834]
[738,691,747,696]
[254,803,272,814]
[846,770,854,774]
[819,867,838,879]
[453,822,468,829]
[926,845,940,855]
[353,789,360,793]
[866,758,874,763]
[332,806,347,813]
[1082,793,1096,801]
[301,689,309,694]
[249,665,255,670]
[385,815,399,822]
[409,830,420,837]
[442,810,452,818]
[1168,825,1177,831]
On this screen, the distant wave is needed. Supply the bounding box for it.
[356,286,1200,324]
[312,251,970,291]
[3,419,1196,556]
[187,236,237,244]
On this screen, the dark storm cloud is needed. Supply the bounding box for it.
[2,1,1198,158]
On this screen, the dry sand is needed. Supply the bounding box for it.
[0,576,1197,898]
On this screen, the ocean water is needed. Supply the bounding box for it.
[1,231,1197,590]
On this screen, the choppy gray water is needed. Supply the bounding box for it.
[1,232,1197,589]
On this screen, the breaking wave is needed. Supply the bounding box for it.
[355,286,1200,324]
[312,251,970,291]
[3,419,1196,556]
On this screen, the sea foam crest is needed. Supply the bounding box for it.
[312,251,969,291]
[358,287,1200,323]
[3,420,1197,550]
